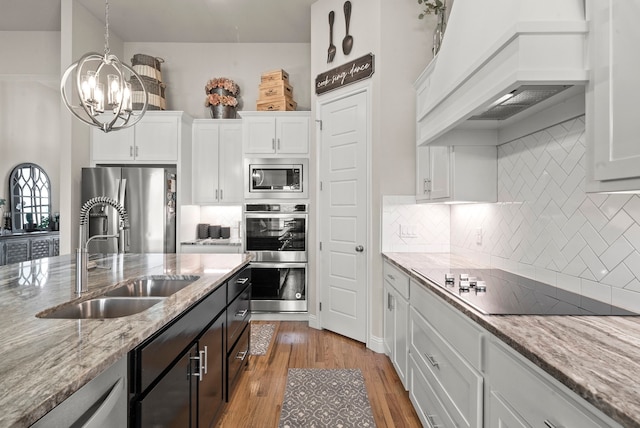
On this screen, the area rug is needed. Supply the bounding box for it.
[249,323,276,356]
[278,368,377,428]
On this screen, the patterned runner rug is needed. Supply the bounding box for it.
[249,323,276,356]
[278,368,377,428]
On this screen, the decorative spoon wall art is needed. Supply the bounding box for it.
[342,1,353,55]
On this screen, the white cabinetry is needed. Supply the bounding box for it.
[587,1,640,191]
[416,145,497,203]
[192,120,243,204]
[383,261,410,389]
[486,337,622,428]
[241,111,309,155]
[91,111,188,163]
[409,281,484,428]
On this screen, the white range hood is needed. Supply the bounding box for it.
[416,0,588,146]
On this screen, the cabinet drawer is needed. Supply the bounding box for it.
[408,353,457,428]
[487,339,621,428]
[227,266,251,303]
[227,285,251,348]
[410,307,483,428]
[411,280,483,369]
[227,323,249,400]
[133,285,226,393]
[383,261,410,299]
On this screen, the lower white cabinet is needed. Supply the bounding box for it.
[192,120,243,204]
[410,284,483,428]
[485,337,622,428]
[383,261,410,389]
[31,357,127,428]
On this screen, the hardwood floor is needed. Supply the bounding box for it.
[216,321,422,427]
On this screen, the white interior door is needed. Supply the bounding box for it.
[319,90,368,343]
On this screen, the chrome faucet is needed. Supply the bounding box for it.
[76,196,129,294]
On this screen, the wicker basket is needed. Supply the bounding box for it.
[131,54,164,70]
[131,75,166,110]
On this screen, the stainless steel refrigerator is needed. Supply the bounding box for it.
[81,167,177,254]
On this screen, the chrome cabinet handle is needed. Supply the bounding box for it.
[355,245,364,252]
[544,421,560,428]
[425,353,439,369]
[423,178,431,194]
[129,146,133,157]
[425,413,441,428]
[135,146,138,157]
[387,292,393,311]
[236,350,248,361]
[203,346,208,375]
[387,273,395,280]
[277,138,281,150]
[215,189,219,200]
[272,138,275,150]
[220,189,223,200]
[236,277,249,285]
[191,351,205,381]
[235,309,248,318]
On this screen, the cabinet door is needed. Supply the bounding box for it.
[218,123,243,203]
[193,123,221,203]
[137,344,198,427]
[590,1,640,181]
[488,391,528,428]
[244,116,276,153]
[416,145,431,202]
[199,313,225,428]
[395,293,409,388]
[0,242,5,266]
[91,126,135,162]
[429,146,451,200]
[30,237,52,260]
[276,116,309,154]
[5,239,29,264]
[135,115,179,161]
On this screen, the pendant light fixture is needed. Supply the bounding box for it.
[60,0,148,133]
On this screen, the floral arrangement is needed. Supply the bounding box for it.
[418,0,445,18]
[204,77,240,107]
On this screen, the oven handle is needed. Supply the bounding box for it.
[249,262,308,269]
[244,213,308,220]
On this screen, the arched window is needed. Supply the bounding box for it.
[9,163,51,232]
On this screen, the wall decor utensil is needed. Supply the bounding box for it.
[328,11,336,63]
[342,1,353,55]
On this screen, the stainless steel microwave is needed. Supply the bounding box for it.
[245,158,308,199]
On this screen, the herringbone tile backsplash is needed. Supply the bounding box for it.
[451,116,640,311]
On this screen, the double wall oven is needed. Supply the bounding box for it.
[244,203,307,312]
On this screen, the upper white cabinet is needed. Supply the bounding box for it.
[241,111,310,156]
[91,111,188,164]
[416,145,497,203]
[192,120,243,204]
[587,1,640,191]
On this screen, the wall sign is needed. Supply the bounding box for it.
[315,53,375,95]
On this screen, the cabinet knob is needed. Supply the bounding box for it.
[355,245,364,252]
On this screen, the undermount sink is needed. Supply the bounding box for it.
[37,275,200,319]
[37,297,164,319]
[103,275,200,297]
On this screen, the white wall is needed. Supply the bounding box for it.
[0,32,60,216]
[123,42,311,118]
[311,0,438,341]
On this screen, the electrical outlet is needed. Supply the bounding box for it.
[476,227,483,245]
[400,224,418,238]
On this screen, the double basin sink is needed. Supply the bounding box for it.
[37,276,200,320]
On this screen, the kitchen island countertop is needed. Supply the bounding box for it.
[383,252,640,428]
[0,252,251,427]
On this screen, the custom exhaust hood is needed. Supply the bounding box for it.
[416,0,588,146]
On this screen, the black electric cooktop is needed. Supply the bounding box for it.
[412,268,640,316]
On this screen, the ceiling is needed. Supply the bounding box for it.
[0,0,315,43]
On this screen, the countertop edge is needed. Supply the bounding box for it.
[382,252,638,428]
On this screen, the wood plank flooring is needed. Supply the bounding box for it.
[216,321,422,427]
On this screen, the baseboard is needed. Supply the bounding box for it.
[250,312,310,322]
[307,313,321,330]
[367,333,385,354]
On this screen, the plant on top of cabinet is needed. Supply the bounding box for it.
[205,77,240,119]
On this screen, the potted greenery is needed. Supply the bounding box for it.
[417,0,447,55]
[25,213,37,232]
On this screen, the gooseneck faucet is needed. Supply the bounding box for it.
[76,196,129,294]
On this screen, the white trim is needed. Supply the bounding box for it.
[315,83,372,347]
[367,334,385,354]
[308,313,321,330]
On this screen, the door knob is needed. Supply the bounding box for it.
[355,245,364,252]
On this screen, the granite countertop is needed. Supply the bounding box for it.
[181,238,242,246]
[383,252,640,428]
[0,252,251,427]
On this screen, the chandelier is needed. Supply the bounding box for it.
[60,0,148,133]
